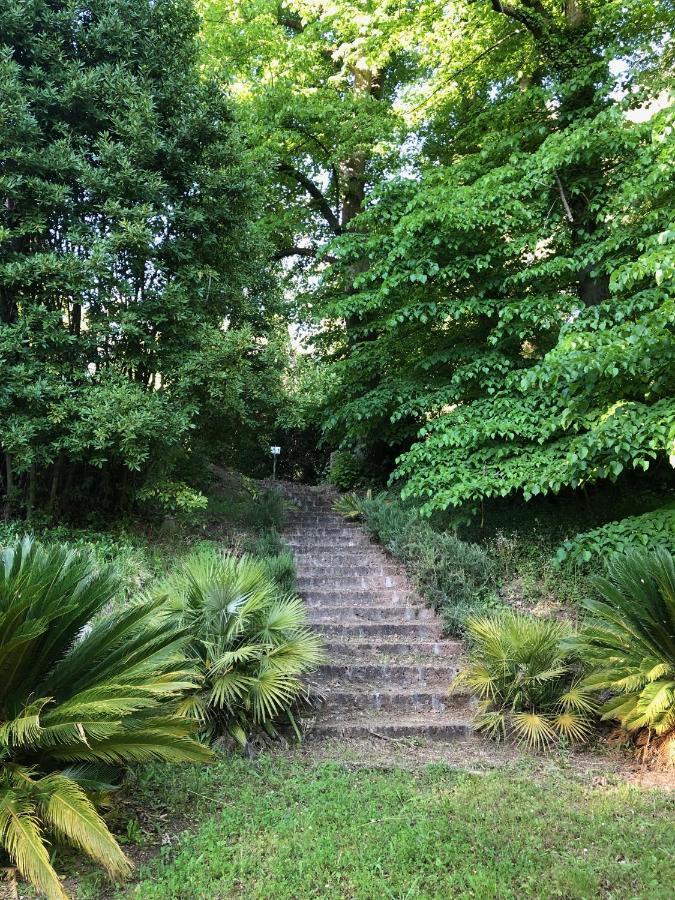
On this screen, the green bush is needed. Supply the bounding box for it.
[0,538,208,899]
[327,451,362,491]
[355,493,498,634]
[164,552,323,747]
[205,484,289,532]
[261,550,297,594]
[332,492,367,519]
[576,547,675,763]
[456,611,596,749]
[243,528,285,558]
[555,506,675,566]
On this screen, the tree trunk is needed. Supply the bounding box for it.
[3,452,13,520]
[26,463,37,520]
[50,452,64,510]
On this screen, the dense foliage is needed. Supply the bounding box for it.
[0,0,286,520]
[0,538,208,898]
[578,548,675,762]
[456,611,595,748]
[164,551,323,746]
[338,491,497,633]
[205,1,675,545]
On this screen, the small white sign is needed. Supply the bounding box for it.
[270,446,281,455]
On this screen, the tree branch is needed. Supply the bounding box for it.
[490,0,546,38]
[284,121,341,212]
[277,162,342,234]
[554,171,574,223]
[273,246,337,263]
[410,29,522,113]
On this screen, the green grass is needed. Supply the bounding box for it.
[73,756,674,900]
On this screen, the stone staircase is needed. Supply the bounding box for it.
[277,481,474,743]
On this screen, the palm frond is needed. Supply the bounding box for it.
[511,712,557,750]
[0,787,67,900]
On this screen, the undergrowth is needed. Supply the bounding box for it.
[353,493,501,634]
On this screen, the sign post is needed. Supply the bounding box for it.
[270,445,281,480]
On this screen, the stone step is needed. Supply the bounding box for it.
[286,524,362,534]
[286,539,373,550]
[312,621,442,639]
[289,515,346,525]
[315,662,460,685]
[286,538,373,550]
[322,640,462,658]
[308,606,434,623]
[296,564,401,577]
[305,711,473,743]
[303,595,418,609]
[298,574,409,590]
[315,685,470,713]
[301,589,414,603]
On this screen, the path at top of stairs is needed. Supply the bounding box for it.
[276,481,474,745]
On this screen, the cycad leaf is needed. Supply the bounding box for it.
[0,789,67,900]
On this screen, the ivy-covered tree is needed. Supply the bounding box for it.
[0,0,279,518]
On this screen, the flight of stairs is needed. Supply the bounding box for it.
[277,481,474,743]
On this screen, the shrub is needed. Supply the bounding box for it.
[352,493,497,634]
[204,482,289,533]
[327,451,362,491]
[244,528,285,558]
[455,611,596,749]
[261,551,297,594]
[576,547,675,764]
[164,553,323,747]
[332,492,367,520]
[555,506,675,566]
[0,538,208,899]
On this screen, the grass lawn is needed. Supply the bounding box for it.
[72,755,674,900]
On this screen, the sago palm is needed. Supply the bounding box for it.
[164,552,324,747]
[0,538,209,900]
[578,547,675,763]
[455,610,596,749]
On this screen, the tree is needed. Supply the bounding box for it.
[200,0,420,280]
[296,1,674,531]
[0,0,278,519]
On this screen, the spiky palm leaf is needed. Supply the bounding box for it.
[577,548,675,752]
[333,493,366,520]
[163,552,324,746]
[455,610,596,749]
[0,538,209,898]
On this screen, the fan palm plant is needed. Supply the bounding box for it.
[0,537,209,900]
[164,552,324,747]
[455,611,596,749]
[577,547,675,764]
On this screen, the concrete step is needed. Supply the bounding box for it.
[315,662,460,685]
[289,515,346,525]
[312,621,442,639]
[307,606,434,623]
[301,590,414,604]
[305,711,473,742]
[286,539,373,551]
[296,564,402,577]
[315,685,470,713]
[283,532,377,558]
[298,574,409,590]
[322,640,462,658]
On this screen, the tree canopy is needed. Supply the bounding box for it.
[199,0,674,539]
[0,0,284,518]
[1,0,673,544]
